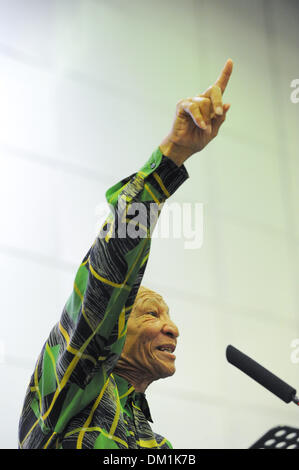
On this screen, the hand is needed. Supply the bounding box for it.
[160,59,233,166]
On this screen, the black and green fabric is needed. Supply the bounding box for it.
[18,148,188,449]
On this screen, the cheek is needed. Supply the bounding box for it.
[136,325,160,348]
[126,317,161,351]
[142,330,162,356]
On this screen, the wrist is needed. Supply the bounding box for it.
[159,137,193,167]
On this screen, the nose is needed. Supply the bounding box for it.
[162,319,179,340]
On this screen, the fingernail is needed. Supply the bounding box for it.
[216,106,223,115]
[200,121,207,129]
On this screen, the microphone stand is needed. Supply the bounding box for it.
[226,344,299,448]
[292,395,299,406]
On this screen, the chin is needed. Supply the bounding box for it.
[158,365,176,379]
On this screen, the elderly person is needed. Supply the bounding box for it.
[18,60,233,449]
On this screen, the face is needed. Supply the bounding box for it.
[121,287,180,381]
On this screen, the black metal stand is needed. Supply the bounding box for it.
[250,425,299,449]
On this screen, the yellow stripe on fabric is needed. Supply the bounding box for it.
[123,238,147,285]
[41,327,103,423]
[97,355,107,361]
[140,252,149,268]
[152,172,170,198]
[109,387,121,438]
[45,343,61,391]
[132,402,142,412]
[80,258,89,267]
[117,302,134,339]
[144,183,160,205]
[20,352,45,446]
[158,438,167,447]
[118,325,127,339]
[19,418,40,448]
[65,426,128,449]
[90,427,128,448]
[34,354,43,421]
[105,220,114,243]
[136,438,159,448]
[74,283,93,331]
[76,376,111,449]
[88,259,130,291]
[67,345,96,366]
[118,303,133,338]
[118,307,126,339]
[58,322,96,366]
[43,431,57,449]
[81,304,94,332]
[119,386,135,400]
[41,364,79,422]
[74,282,83,301]
[59,321,70,344]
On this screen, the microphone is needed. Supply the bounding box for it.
[226,344,299,405]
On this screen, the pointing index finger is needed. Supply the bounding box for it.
[215,58,233,94]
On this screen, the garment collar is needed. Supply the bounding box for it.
[113,373,154,423]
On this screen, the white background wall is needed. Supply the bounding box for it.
[0,0,299,449]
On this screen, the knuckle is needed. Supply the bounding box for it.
[178,96,191,103]
[189,101,198,110]
[200,97,212,111]
[212,84,222,94]
[177,97,186,107]
[206,85,221,97]
[177,97,191,109]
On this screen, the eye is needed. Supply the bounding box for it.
[147,311,158,317]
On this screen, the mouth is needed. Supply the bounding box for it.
[156,344,176,360]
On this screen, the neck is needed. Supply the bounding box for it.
[113,356,155,393]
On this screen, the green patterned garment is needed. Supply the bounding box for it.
[18,148,188,449]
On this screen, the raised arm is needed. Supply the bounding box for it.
[19,148,188,448]
[19,58,233,448]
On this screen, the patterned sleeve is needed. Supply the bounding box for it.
[18,147,189,448]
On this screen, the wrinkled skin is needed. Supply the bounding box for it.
[114,286,179,392]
